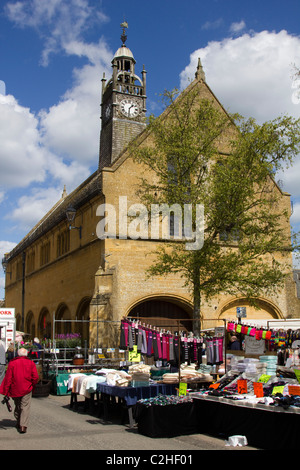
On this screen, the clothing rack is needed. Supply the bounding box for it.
[125,317,225,383]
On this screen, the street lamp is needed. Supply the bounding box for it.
[2,255,11,279]
[66,205,82,239]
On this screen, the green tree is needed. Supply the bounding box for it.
[132,87,300,332]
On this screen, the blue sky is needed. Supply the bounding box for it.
[1,0,300,299]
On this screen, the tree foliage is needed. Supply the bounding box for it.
[131,87,300,331]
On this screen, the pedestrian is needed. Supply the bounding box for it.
[32,337,42,360]
[0,338,6,385]
[0,347,39,434]
[229,335,241,350]
[7,342,16,362]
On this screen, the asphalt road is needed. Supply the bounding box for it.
[0,393,257,453]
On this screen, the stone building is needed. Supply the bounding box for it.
[2,26,300,347]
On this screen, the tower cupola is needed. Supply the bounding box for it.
[99,22,147,170]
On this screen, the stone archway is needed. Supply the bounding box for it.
[55,303,72,335]
[127,295,193,333]
[218,297,282,323]
[15,313,22,332]
[217,297,282,333]
[38,308,51,340]
[25,311,35,338]
[75,297,91,346]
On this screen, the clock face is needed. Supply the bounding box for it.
[120,98,140,118]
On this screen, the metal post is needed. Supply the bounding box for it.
[21,251,26,332]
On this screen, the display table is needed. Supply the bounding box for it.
[96,383,176,427]
[192,394,300,449]
[134,401,198,438]
[133,392,300,448]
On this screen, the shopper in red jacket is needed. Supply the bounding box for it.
[0,347,39,433]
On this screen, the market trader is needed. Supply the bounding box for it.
[0,347,39,434]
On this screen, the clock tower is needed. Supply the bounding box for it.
[99,22,147,170]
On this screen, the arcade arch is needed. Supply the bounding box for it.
[217,297,282,325]
[75,297,91,344]
[38,308,51,340]
[55,303,72,335]
[25,311,35,338]
[127,295,193,333]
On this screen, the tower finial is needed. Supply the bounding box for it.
[195,57,206,82]
[120,20,128,46]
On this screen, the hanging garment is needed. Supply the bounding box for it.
[181,336,189,363]
[146,329,153,357]
[141,328,147,355]
[197,338,203,365]
[173,335,180,366]
[217,337,224,364]
[162,334,167,360]
[128,323,134,351]
[206,338,215,365]
[213,338,219,364]
[152,331,159,361]
[169,335,174,363]
[156,332,162,360]
[137,325,143,353]
[119,320,129,349]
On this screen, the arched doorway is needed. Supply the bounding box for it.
[55,304,72,335]
[15,313,22,332]
[25,311,35,338]
[38,308,51,340]
[76,298,91,346]
[218,297,281,324]
[127,296,193,333]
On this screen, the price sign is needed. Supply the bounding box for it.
[272,386,285,395]
[179,382,187,396]
[253,382,264,398]
[237,379,247,394]
[288,385,300,396]
[294,369,300,384]
[128,345,141,363]
[257,374,271,383]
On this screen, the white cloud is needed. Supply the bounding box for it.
[0,241,17,261]
[0,80,6,95]
[180,30,300,122]
[0,94,47,188]
[229,20,246,35]
[5,0,109,66]
[6,187,65,232]
[291,201,300,225]
[180,30,300,201]
[39,41,112,164]
[201,18,223,31]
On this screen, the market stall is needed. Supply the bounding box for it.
[64,316,300,448]
[132,318,300,449]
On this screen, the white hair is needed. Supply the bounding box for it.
[18,348,28,357]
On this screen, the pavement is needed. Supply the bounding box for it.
[0,392,258,454]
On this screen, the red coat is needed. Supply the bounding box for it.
[0,356,39,398]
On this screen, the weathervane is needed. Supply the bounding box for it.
[120,20,128,46]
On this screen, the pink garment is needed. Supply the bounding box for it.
[156,332,162,359]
